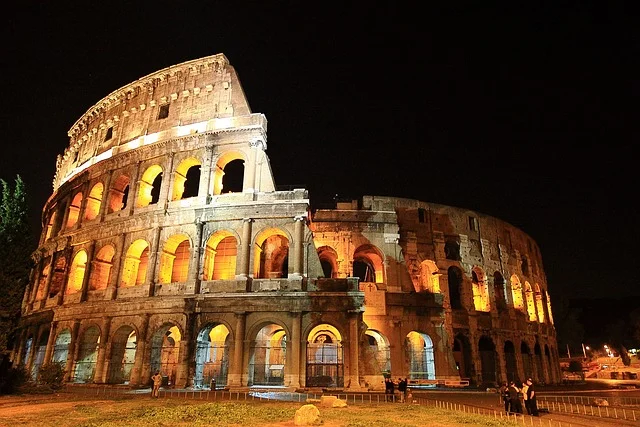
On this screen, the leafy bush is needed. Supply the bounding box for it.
[37,362,66,390]
[0,365,30,395]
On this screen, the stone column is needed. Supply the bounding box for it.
[146,226,162,297]
[129,314,150,387]
[189,220,204,294]
[107,233,127,300]
[80,241,96,302]
[93,317,112,383]
[64,320,81,382]
[43,321,58,366]
[291,215,306,277]
[176,314,196,388]
[236,218,253,279]
[228,312,246,387]
[347,312,362,390]
[244,139,264,193]
[286,312,302,388]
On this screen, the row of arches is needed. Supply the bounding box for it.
[45,154,246,241]
[453,334,559,385]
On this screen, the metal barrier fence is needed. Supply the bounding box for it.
[537,399,638,422]
[539,394,640,407]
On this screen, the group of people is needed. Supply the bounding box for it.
[500,378,539,416]
[385,377,410,402]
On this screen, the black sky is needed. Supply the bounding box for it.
[1,2,638,305]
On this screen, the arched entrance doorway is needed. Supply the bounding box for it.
[53,329,71,364]
[453,334,472,381]
[31,331,49,379]
[150,325,181,387]
[405,331,435,380]
[74,326,100,383]
[249,324,286,386]
[478,336,497,386]
[365,330,390,376]
[195,324,230,388]
[306,324,343,388]
[504,341,518,382]
[108,326,137,384]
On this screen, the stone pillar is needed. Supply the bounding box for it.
[291,215,306,277]
[244,139,263,193]
[147,226,162,297]
[176,314,196,388]
[43,321,58,366]
[107,234,127,300]
[98,170,113,222]
[80,241,96,302]
[40,254,57,309]
[228,312,246,387]
[93,317,112,383]
[347,312,362,390]
[189,220,204,294]
[129,314,150,387]
[128,161,142,215]
[286,312,302,388]
[64,320,81,382]
[56,249,72,306]
[236,218,253,279]
[494,336,507,385]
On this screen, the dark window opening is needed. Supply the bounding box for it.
[445,240,461,261]
[320,260,333,278]
[158,104,170,120]
[418,208,426,223]
[521,256,529,276]
[468,216,477,231]
[221,159,244,193]
[353,260,375,282]
[448,267,463,309]
[182,166,201,198]
[104,127,113,141]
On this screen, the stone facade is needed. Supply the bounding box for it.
[16,53,560,391]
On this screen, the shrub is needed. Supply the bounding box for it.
[0,365,30,395]
[37,362,66,390]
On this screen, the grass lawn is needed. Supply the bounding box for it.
[0,393,516,427]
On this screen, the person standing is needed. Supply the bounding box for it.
[507,381,522,413]
[398,378,407,403]
[151,371,163,398]
[521,380,530,414]
[499,382,510,412]
[526,378,539,416]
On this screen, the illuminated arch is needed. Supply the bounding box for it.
[405,331,435,380]
[365,330,391,375]
[253,227,290,279]
[510,275,524,311]
[471,266,490,312]
[249,323,287,386]
[66,250,88,295]
[136,165,163,207]
[150,324,182,386]
[203,231,237,280]
[352,244,385,283]
[195,323,230,388]
[171,157,202,201]
[74,325,101,383]
[89,244,116,290]
[84,182,103,220]
[108,174,130,213]
[120,239,150,287]
[48,256,67,299]
[45,211,56,240]
[524,282,536,321]
[306,324,344,388]
[159,234,191,284]
[317,246,338,278]
[107,326,137,384]
[66,192,83,228]
[52,329,72,364]
[418,260,440,293]
[211,151,246,196]
[534,284,545,323]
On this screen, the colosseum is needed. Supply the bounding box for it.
[15,53,560,391]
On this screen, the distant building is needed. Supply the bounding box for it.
[16,54,559,390]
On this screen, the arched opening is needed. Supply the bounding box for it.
[21,337,33,368]
[249,324,287,386]
[306,324,343,388]
[35,258,51,301]
[45,211,56,240]
[365,330,390,376]
[510,275,524,311]
[108,326,137,384]
[84,182,103,221]
[472,267,490,311]
[194,324,230,389]
[120,239,149,287]
[524,282,536,321]
[211,152,246,195]
[171,158,202,200]
[534,343,543,383]
[534,284,545,323]
[53,329,71,364]
[89,245,115,291]
[418,260,440,293]
[504,341,518,382]
[31,331,50,379]
[493,271,507,311]
[317,246,338,278]
[136,165,163,207]
[48,256,67,299]
[74,326,100,383]
[447,266,464,309]
[405,331,435,380]
[352,244,384,284]
[65,192,83,229]
[254,228,289,279]
[150,325,181,387]
[521,341,533,381]
[521,255,529,276]
[545,291,554,324]
[203,232,237,281]
[158,234,191,284]
[108,174,130,213]
[453,334,473,381]
[66,250,88,295]
[478,336,497,386]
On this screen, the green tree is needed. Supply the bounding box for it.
[0,175,34,358]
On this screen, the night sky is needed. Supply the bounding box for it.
[1,2,638,312]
